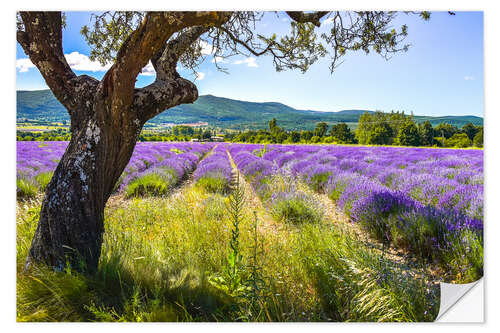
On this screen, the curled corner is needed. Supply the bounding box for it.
[435,278,484,322]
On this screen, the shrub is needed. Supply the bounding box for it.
[349,189,418,246]
[310,136,321,143]
[125,169,177,198]
[445,133,472,148]
[473,129,483,148]
[395,207,483,281]
[196,173,231,194]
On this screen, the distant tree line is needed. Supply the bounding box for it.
[16,114,484,148]
[228,113,483,148]
[355,111,483,148]
[17,125,217,142]
[16,128,70,141]
[225,118,357,144]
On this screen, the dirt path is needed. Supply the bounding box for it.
[226,150,286,236]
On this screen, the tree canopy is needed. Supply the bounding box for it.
[73,11,432,77]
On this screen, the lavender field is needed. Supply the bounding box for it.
[16,141,483,321]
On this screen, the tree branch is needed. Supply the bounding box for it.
[102,11,231,122]
[132,26,214,122]
[132,77,198,123]
[17,12,98,114]
[286,11,330,27]
[152,26,209,80]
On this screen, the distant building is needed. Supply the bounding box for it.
[212,136,224,142]
[190,138,200,142]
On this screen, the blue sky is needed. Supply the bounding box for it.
[16,11,484,117]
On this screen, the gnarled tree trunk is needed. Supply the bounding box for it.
[26,100,142,272]
[18,11,229,273]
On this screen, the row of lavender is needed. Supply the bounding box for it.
[228,144,325,224]
[16,141,215,198]
[230,143,483,282]
[193,143,233,194]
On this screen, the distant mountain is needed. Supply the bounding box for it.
[16,90,483,130]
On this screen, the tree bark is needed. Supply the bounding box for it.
[26,89,143,272]
[18,11,230,273]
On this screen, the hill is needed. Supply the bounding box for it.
[17,90,483,130]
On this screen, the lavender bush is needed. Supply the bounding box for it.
[193,144,233,194]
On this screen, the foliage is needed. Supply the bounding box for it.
[434,123,459,139]
[35,172,53,192]
[209,175,246,297]
[330,122,356,143]
[473,128,483,148]
[461,122,479,141]
[418,121,434,146]
[17,141,485,321]
[270,195,323,225]
[314,122,329,137]
[445,133,472,148]
[397,118,421,146]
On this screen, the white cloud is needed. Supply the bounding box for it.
[196,72,205,80]
[233,57,258,68]
[64,51,111,72]
[16,58,35,72]
[464,76,474,81]
[140,61,155,76]
[17,51,155,76]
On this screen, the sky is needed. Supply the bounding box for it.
[15,11,484,117]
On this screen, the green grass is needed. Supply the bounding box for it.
[17,178,440,322]
[35,172,53,192]
[16,178,39,200]
[195,174,231,194]
[125,169,178,198]
[270,196,324,225]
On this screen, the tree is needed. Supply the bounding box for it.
[461,122,479,141]
[368,122,393,145]
[290,131,301,143]
[397,118,421,146]
[17,10,431,272]
[300,130,314,142]
[418,120,434,146]
[310,135,321,143]
[202,129,212,140]
[445,133,472,148]
[268,118,277,133]
[473,128,483,148]
[434,123,458,139]
[314,122,329,137]
[276,131,288,143]
[355,113,373,144]
[356,111,395,145]
[329,122,355,143]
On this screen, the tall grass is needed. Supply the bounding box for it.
[16,179,439,322]
[195,174,231,194]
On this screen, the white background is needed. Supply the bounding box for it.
[1,0,498,331]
